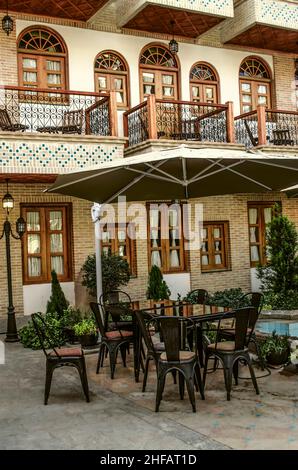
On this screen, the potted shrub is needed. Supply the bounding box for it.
[260,331,290,366]
[81,253,131,302]
[257,212,298,311]
[60,306,82,344]
[46,270,69,318]
[73,318,98,347]
[146,265,171,310]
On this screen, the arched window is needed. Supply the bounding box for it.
[189,62,219,103]
[239,57,272,113]
[139,44,179,101]
[94,51,129,108]
[18,27,68,91]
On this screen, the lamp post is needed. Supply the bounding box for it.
[0,180,26,342]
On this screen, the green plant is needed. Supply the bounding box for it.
[260,330,290,364]
[19,312,65,350]
[146,265,171,301]
[257,212,298,296]
[206,288,245,309]
[73,318,97,337]
[46,270,69,318]
[81,253,131,298]
[59,306,83,328]
[262,290,298,310]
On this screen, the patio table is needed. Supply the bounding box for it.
[132,303,236,380]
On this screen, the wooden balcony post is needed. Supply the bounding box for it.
[225,101,235,143]
[85,109,91,135]
[257,105,267,146]
[108,90,118,137]
[147,94,158,140]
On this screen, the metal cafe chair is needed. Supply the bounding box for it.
[203,307,260,401]
[219,292,265,369]
[90,301,135,379]
[31,313,90,405]
[155,316,205,413]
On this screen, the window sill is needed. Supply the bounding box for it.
[201,268,231,274]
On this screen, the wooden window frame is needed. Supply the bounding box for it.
[101,223,137,276]
[201,221,230,272]
[17,26,69,92]
[239,57,272,113]
[21,203,73,285]
[189,62,220,104]
[94,50,130,109]
[139,43,180,102]
[147,203,187,274]
[248,202,279,268]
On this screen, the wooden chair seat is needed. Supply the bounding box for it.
[49,347,82,357]
[105,330,133,340]
[160,350,195,362]
[37,109,83,134]
[208,341,236,352]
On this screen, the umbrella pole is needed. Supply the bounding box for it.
[91,203,103,302]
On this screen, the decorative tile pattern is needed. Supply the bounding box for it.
[117,0,234,26]
[0,140,123,174]
[258,0,298,30]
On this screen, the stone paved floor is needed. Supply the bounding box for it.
[0,336,297,450]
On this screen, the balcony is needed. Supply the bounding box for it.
[235,106,298,150]
[123,95,237,153]
[0,87,126,176]
[221,0,298,53]
[118,0,234,37]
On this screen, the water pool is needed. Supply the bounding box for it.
[256,321,298,337]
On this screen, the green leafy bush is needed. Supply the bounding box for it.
[19,312,65,350]
[207,288,245,308]
[81,253,131,298]
[260,331,290,364]
[146,265,171,301]
[257,212,298,310]
[262,290,298,310]
[59,306,83,328]
[73,318,97,336]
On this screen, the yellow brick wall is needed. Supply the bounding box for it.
[0,182,95,317]
[273,56,297,111]
[1,186,298,317]
[0,15,18,85]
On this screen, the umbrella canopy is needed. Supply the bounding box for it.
[46,147,298,203]
[283,185,298,198]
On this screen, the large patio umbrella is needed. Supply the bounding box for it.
[46,146,298,299]
[47,146,298,203]
[283,185,298,198]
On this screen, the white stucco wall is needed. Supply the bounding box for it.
[163,273,191,300]
[250,268,262,292]
[16,20,274,118]
[23,282,75,315]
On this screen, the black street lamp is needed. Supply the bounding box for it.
[0,180,26,342]
[1,0,13,36]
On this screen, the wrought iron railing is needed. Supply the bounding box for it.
[155,100,228,143]
[0,86,112,136]
[234,111,258,147]
[235,108,298,147]
[123,101,149,146]
[124,97,231,147]
[265,110,298,146]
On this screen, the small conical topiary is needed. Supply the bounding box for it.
[146,265,171,301]
[46,270,69,318]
